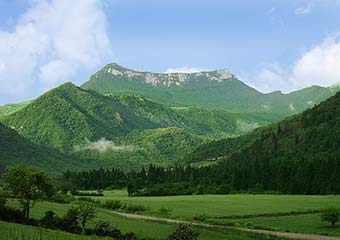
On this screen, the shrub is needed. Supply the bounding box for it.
[39,210,62,229]
[193,213,208,222]
[102,200,123,210]
[168,224,200,240]
[158,207,172,217]
[320,208,340,226]
[72,191,104,197]
[60,207,81,233]
[123,202,147,213]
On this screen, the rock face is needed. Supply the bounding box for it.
[92,63,234,87]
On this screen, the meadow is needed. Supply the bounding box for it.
[4,200,282,240]
[0,220,110,240]
[89,190,340,219]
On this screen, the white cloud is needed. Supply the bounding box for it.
[74,138,141,153]
[0,0,112,102]
[293,34,340,88]
[164,66,208,74]
[244,33,340,93]
[295,2,313,16]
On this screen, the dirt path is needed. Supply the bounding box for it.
[113,211,340,240]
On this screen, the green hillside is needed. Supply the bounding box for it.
[0,123,86,174]
[0,101,31,117]
[0,82,268,172]
[186,91,340,193]
[82,63,338,119]
[1,82,266,148]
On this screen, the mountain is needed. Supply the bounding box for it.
[0,101,31,117]
[185,91,340,193]
[82,63,338,121]
[0,123,86,174]
[1,82,266,150]
[0,82,268,172]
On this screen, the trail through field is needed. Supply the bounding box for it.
[113,211,340,240]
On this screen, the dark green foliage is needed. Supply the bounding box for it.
[0,123,86,174]
[320,208,340,227]
[168,224,199,240]
[3,165,56,219]
[77,202,96,234]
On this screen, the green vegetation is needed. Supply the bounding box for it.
[82,63,338,119]
[0,221,110,240]
[225,213,340,237]
[0,123,86,174]
[87,190,340,220]
[4,199,284,240]
[3,165,56,219]
[184,91,340,194]
[0,101,31,117]
[320,208,340,227]
[0,82,268,172]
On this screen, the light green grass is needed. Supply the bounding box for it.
[89,190,340,219]
[5,200,284,240]
[0,220,109,240]
[227,213,340,237]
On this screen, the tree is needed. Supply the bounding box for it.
[77,202,96,234]
[3,165,56,219]
[320,208,340,227]
[168,224,199,240]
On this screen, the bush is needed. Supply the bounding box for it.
[123,202,147,213]
[193,213,208,222]
[72,190,104,197]
[76,196,100,204]
[102,200,123,210]
[168,224,199,240]
[158,207,172,217]
[49,193,75,204]
[60,207,81,233]
[39,210,62,229]
[320,208,340,226]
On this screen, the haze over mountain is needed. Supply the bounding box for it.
[82,63,339,121]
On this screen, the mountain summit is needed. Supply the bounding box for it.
[82,63,338,120]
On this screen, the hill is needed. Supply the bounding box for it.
[82,63,338,120]
[0,82,268,172]
[1,82,266,149]
[0,101,31,117]
[186,91,340,194]
[0,123,86,174]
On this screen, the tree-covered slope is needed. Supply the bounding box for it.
[1,82,266,151]
[0,101,31,117]
[82,63,338,119]
[0,123,85,174]
[185,91,340,193]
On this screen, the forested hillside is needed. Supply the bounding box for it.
[184,91,340,194]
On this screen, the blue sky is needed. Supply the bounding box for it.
[1,0,340,104]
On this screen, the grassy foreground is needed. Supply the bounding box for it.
[0,220,109,240]
[5,200,285,240]
[89,190,340,219]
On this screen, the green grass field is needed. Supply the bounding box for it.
[89,190,340,219]
[228,214,340,237]
[0,220,109,240]
[4,200,283,240]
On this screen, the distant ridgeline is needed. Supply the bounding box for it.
[82,63,340,121]
[63,91,340,195]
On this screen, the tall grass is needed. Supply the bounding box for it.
[0,221,108,240]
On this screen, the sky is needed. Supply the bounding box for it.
[1,0,340,104]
